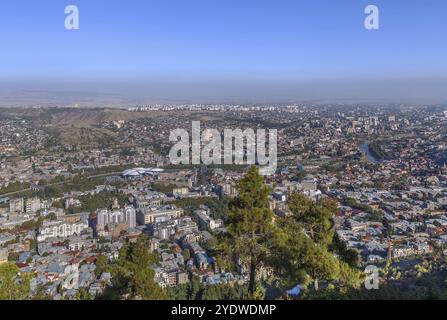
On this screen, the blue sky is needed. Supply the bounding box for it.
[0,0,446,102]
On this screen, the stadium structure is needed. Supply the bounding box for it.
[121,167,165,179]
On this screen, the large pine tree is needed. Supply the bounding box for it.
[0,262,31,300]
[223,166,281,295]
[275,193,362,291]
[100,235,166,300]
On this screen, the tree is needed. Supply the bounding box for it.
[0,263,31,300]
[221,166,282,296]
[288,193,335,247]
[330,233,360,267]
[302,243,340,290]
[201,285,219,300]
[95,254,108,276]
[168,281,250,300]
[167,284,189,300]
[7,252,20,262]
[274,193,362,291]
[31,285,52,300]
[187,276,202,300]
[47,212,58,221]
[182,249,191,261]
[75,288,92,300]
[275,218,362,291]
[100,235,166,300]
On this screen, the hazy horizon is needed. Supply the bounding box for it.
[1,76,447,107]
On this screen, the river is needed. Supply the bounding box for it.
[360,143,381,164]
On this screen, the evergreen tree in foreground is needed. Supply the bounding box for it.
[221,167,362,298]
[274,193,363,291]
[0,262,31,300]
[100,235,166,300]
[219,166,282,296]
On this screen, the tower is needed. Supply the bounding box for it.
[112,198,120,210]
[442,163,447,175]
[387,240,394,265]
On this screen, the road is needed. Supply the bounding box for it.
[0,172,123,199]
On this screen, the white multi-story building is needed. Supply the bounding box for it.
[0,248,8,264]
[195,209,223,230]
[137,205,184,225]
[125,206,137,228]
[26,197,41,213]
[9,198,24,213]
[96,206,136,230]
[37,220,89,242]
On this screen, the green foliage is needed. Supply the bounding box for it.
[288,193,335,247]
[52,200,64,209]
[151,183,178,194]
[67,191,129,214]
[173,197,215,209]
[368,141,389,161]
[27,239,37,253]
[7,212,59,233]
[46,212,58,221]
[207,196,232,221]
[13,217,45,232]
[75,288,93,300]
[220,166,282,295]
[99,235,166,300]
[167,276,250,300]
[7,252,20,262]
[0,263,31,300]
[120,148,137,157]
[302,283,412,300]
[251,286,266,300]
[95,254,109,276]
[31,285,53,300]
[182,249,191,261]
[201,283,250,300]
[212,168,363,298]
[415,260,432,277]
[173,196,231,222]
[1,236,20,248]
[0,181,30,195]
[273,193,363,291]
[330,233,360,268]
[38,175,110,199]
[343,197,383,221]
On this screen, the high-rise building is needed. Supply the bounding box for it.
[9,198,24,213]
[26,197,41,213]
[96,206,136,230]
[125,206,136,228]
[0,249,8,264]
[219,182,237,197]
